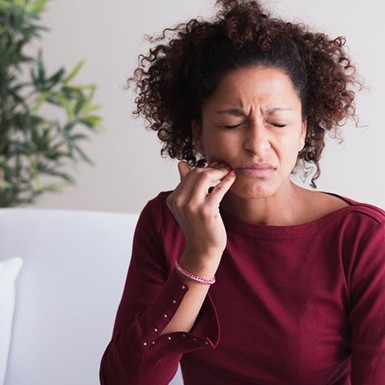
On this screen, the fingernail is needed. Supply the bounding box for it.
[210,161,219,167]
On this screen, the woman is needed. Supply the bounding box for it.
[100,1,385,384]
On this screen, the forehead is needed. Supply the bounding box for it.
[205,65,301,108]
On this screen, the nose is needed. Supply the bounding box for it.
[243,118,271,155]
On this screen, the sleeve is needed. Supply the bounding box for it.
[349,221,385,384]
[99,195,220,385]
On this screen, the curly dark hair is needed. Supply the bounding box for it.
[130,0,359,187]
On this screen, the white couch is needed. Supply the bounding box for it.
[0,209,183,385]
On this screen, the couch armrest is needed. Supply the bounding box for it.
[0,209,138,385]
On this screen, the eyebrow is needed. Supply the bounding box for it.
[266,107,293,114]
[216,107,293,116]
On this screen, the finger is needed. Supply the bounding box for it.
[168,161,198,208]
[188,167,235,201]
[206,170,237,205]
[177,161,191,182]
[177,162,228,193]
[167,166,235,225]
[172,161,197,199]
[171,161,194,196]
[172,162,231,206]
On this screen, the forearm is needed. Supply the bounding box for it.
[161,251,220,335]
[160,161,235,336]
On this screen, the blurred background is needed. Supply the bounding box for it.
[31,0,385,213]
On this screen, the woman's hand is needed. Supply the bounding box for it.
[166,161,237,275]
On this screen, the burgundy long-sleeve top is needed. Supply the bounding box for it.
[100,192,385,385]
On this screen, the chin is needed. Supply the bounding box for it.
[228,178,278,200]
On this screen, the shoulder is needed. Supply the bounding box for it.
[138,191,179,235]
[298,189,385,229]
[337,195,385,226]
[143,191,172,217]
[302,191,385,246]
[330,195,385,253]
[137,191,185,265]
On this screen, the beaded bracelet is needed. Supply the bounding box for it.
[175,261,216,285]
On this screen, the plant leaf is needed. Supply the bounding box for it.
[63,61,85,84]
[26,0,49,15]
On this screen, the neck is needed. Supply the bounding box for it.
[221,181,307,226]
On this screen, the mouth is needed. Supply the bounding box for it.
[236,163,277,179]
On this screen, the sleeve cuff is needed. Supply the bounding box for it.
[134,268,220,358]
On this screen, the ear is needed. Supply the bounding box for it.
[192,119,205,155]
[299,118,307,150]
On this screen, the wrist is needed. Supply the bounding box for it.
[175,260,216,285]
[179,251,221,280]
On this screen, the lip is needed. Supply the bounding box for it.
[237,163,276,178]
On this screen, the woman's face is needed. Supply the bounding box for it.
[193,65,307,200]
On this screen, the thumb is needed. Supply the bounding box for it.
[177,161,191,181]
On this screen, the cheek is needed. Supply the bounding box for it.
[283,127,305,151]
[276,137,303,166]
[288,147,303,171]
[204,136,236,159]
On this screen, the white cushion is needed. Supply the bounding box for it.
[0,257,23,385]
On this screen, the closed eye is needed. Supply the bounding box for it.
[222,123,244,130]
[268,122,286,128]
[222,122,286,129]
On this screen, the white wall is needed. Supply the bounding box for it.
[33,0,385,213]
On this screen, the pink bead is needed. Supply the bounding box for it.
[175,261,216,285]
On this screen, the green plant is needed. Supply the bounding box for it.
[0,0,102,207]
